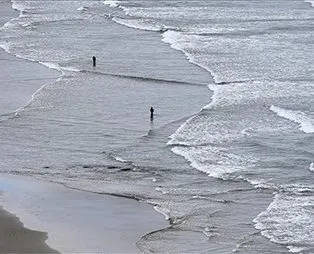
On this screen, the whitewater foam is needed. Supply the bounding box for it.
[254,187,314,253]
[11,0,28,12]
[154,206,171,221]
[287,246,307,253]
[0,41,10,53]
[171,146,249,178]
[112,156,129,163]
[162,30,219,82]
[103,0,120,8]
[112,17,165,32]
[77,6,89,12]
[304,0,314,7]
[310,162,314,172]
[100,1,221,84]
[270,105,314,133]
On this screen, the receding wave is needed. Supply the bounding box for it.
[112,17,167,32]
[162,30,217,82]
[254,185,314,253]
[170,146,252,179]
[11,0,28,12]
[77,6,89,12]
[310,162,314,173]
[270,105,314,133]
[80,69,203,86]
[305,0,314,7]
[40,62,80,74]
[103,0,120,8]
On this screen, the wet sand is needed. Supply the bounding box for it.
[0,205,59,253]
[0,47,168,253]
[0,1,61,252]
[0,174,168,253]
[0,0,168,252]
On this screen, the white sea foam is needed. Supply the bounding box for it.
[162,30,217,81]
[0,42,10,53]
[171,146,250,178]
[1,21,17,30]
[11,1,27,12]
[270,105,314,133]
[155,187,169,195]
[77,6,89,12]
[237,176,274,189]
[154,206,171,220]
[287,246,307,253]
[14,83,48,115]
[304,0,314,7]
[202,226,219,239]
[112,156,129,163]
[103,0,120,8]
[254,187,314,253]
[40,61,61,71]
[204,81,314,110]
[38,62,79,76]
[309,162,314,172]
[168,81,298,148]
[112,17,165,32]
[60,66,80,73]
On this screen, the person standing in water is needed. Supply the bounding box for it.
[150,106,154,120]
[92,56,96,67]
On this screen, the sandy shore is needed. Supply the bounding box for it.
[0,1,61,253]
[0,1,168,252]
[0,206,59,253]
[0,174,168,253]
[0,45,168,253]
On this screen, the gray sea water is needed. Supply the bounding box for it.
[1,0,314,253]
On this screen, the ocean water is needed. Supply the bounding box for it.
[0,0,313,253]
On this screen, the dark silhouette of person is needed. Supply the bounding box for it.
[92,56,96,67]
[150,106,154,120]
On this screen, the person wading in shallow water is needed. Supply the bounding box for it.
[150,106,154,120]
[92,56,96,67]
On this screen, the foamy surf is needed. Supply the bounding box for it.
[103,0,120,8]
[11,0,28,12]
[254,186,314,253]
[77,6,89,12]
[304,0,314,7]
[310,162,314,172]
[112,17,166,32]
[270,105,314,133]
[153,206,171,221]
[287,246,307,253]
[40,62,80,76]
[171,146,248,179]
[1,0,313,252]
[161,30,219,82]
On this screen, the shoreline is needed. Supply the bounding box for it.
[0,1,169,252]
[0,173,168,253]
[0,47,60,119]
[0,47,170,252]
[0,205,60,253]
[0,0,60,118]
[0,1,63,252]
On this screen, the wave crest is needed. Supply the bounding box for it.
[270,105,314,133]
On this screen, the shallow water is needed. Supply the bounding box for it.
[0,0,314,253]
